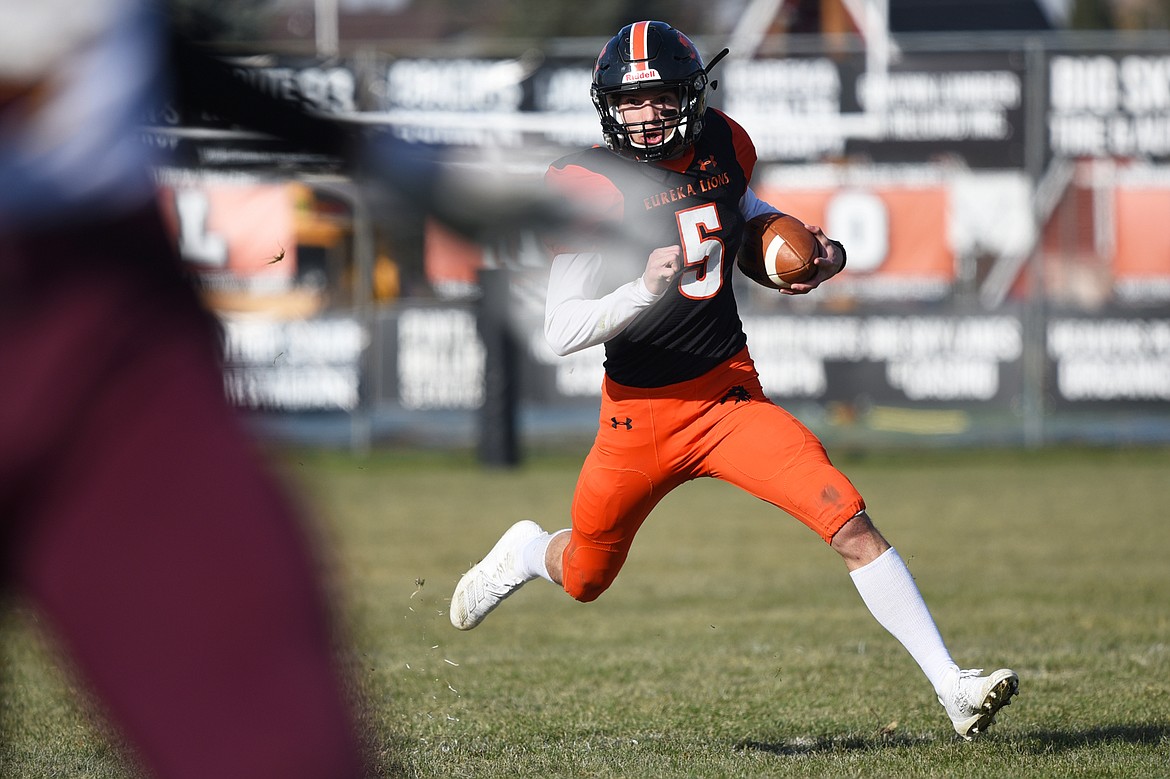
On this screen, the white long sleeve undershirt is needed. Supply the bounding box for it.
[543,186,780,357]
[543,252,662,356]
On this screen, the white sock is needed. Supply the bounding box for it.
[518,529,565,584]
[849,547,960,696]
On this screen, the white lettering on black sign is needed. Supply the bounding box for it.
[397,308,485,409]
[1048,318,1170,400]
[860,70,1021,143]
[1049,55,1170,158]
[234,65,357,114]
[222,317,365,410]
[724,58,847,160]
[386,59,525,111]
[742,315,1022,401]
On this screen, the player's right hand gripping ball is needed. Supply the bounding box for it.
[737,213,822,289]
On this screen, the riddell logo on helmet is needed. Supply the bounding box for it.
[622,69,662,83]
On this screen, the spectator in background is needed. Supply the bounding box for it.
[0,1,365,776]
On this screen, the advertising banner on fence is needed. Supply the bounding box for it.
[1048,52,1170,160]
[370,301,1026,411]
[1047,315,1170,405]
[844,50,1027,168]
[158,175,297,294]
[374,49,1030,168]
[753,177,955,301]
[369,303,1169,413]
[221,316,366,411]
[724,50,1027,168]
[1113,170,1170,304]
[742,313,1024,407]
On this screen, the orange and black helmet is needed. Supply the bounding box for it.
[590,21,715,162]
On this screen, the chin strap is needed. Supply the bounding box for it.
[704,47,730,90]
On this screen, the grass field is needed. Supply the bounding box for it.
[2,445,1169,777]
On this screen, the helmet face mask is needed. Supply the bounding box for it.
[602,86,685,153]
[591,21,709,162]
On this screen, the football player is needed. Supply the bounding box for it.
[0,2,363,776]
[450,20,1018,740]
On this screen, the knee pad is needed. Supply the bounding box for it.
[562,543,624,603]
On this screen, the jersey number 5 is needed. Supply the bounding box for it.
[675,203,725,300]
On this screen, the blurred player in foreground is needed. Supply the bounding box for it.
[0,1,363,776]
[451,20,1019,740]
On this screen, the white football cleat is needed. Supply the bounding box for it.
[450,520,545,630]
[939,667,1019,739]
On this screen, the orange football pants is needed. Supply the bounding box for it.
[561,347,865,602]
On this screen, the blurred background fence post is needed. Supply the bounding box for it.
[476,266,521,467]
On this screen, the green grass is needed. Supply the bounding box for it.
[3,445,1170,777]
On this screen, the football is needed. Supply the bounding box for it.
[737,213,823,289]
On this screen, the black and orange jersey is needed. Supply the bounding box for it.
[545,108,758,388]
